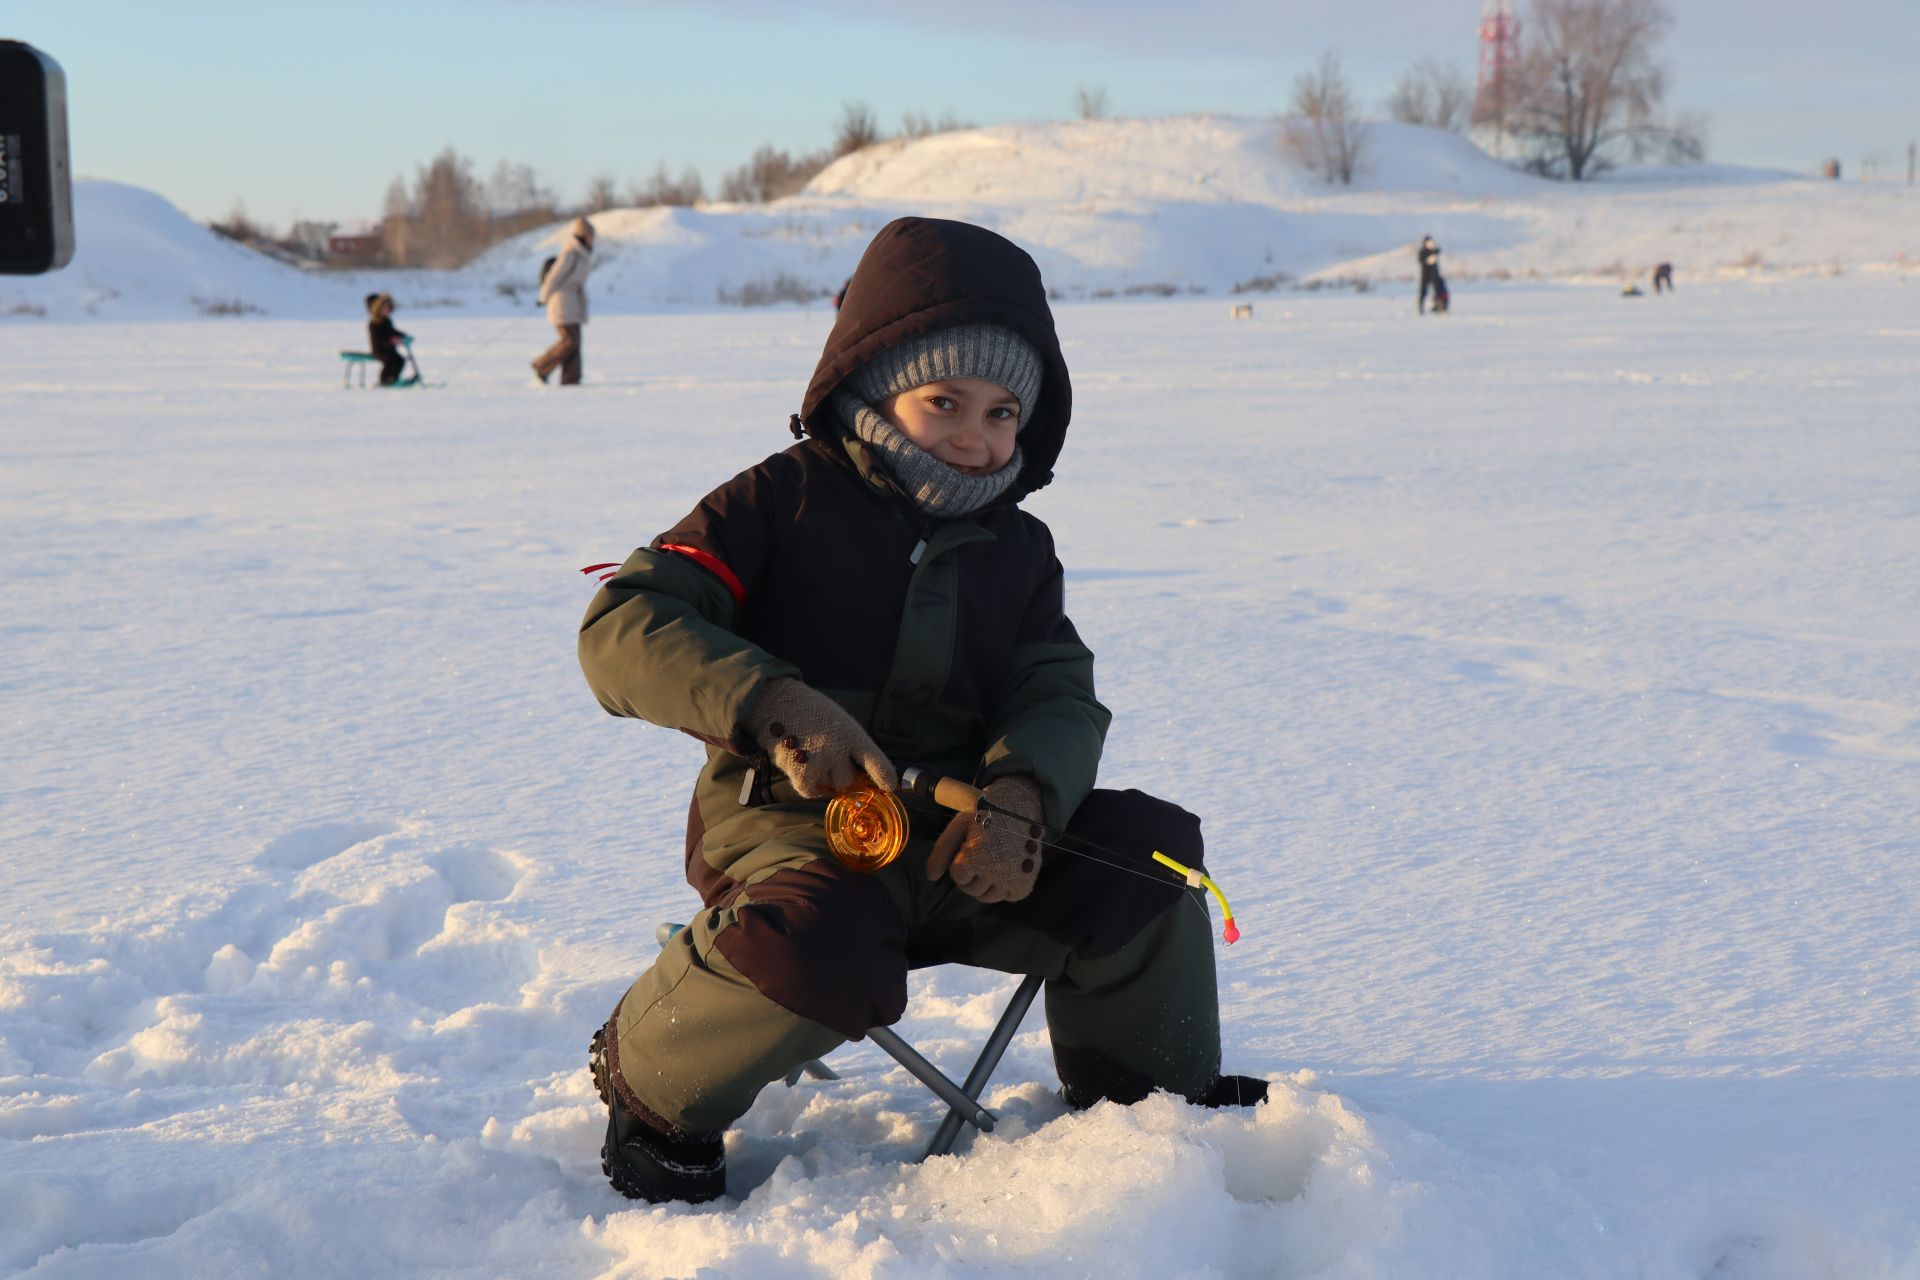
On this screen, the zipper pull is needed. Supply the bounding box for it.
[738,766,757,806]
[910,538,927,565]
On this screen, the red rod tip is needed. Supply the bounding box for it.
[1222,921,1241,945]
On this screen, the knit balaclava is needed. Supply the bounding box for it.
[832,323,1044,517]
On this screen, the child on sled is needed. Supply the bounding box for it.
[578,216,1265,1204]
[365,291,412,386]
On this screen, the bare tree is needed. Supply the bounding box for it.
[1282,51,1369,186]
[378,148,491,268]
[628,163,705,208]
[1387,59,1473,133]
[208,200,269,245]
[1627,108,1709,164]
[719,144,831,203]
[486,161,554,219]
[583,173,620,213]
[411,148,490,267]
[833,101,882,157]
[380,178,410,266]
[1508,0,1684,180]
[1073,84,1109,121]
[900,109,974,139]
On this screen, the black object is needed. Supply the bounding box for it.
[0,41,74,275]
[539,254,557,286]
[591,1026,727,1203]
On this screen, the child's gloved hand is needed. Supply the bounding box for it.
[926,775,1045,903]
[744,677,897,799]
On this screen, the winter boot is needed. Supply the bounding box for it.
[1195,1073,1270,1108]
[590,1026,727,1204]
[1059,1042,1269,1112]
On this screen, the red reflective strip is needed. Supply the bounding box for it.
[661,543,746,610]
[580,562,620,576]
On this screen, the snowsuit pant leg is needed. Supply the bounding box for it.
[959,788,1222,1106]
[534,323,582,384]
[377,348,407,385]
[606,817,913,1137]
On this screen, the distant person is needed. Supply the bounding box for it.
[533,217,595,386]
[1417,236,1447,315]
[1652,262,1674,295]
[366,292,412,386]
[832,276,851,311]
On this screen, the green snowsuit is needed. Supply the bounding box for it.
[580,218,1222,1138]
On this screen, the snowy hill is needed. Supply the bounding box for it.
[0,181,354,323]
[6,116,1917,323]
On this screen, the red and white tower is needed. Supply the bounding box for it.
[1474,0,1521,157]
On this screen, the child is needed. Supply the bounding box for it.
[365,292,410,386]
[579,217,1264,1204]
[1417,235,1446,315]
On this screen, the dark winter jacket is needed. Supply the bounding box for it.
[579,218,1107,895]
[368,315,407,354]
[1418,240,1442,278]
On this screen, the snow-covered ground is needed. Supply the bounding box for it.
[4,275,1918,1278]
[5,118,1916,324]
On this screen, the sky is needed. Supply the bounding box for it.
[9,0,1919,228]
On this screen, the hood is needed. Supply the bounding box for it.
[798,218,1072,500]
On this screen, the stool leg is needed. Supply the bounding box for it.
[867,1024,997,1140]
[924,973,1044,1159]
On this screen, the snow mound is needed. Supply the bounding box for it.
[0,181,353,322]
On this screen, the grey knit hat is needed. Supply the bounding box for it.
[845,323,1043,424]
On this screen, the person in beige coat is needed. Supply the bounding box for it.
[533,217,595,385]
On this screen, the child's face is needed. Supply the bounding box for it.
[878,378,1020,476]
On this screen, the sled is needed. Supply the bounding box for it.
[341,338,431,388]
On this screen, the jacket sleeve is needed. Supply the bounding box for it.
[540,244,581,305]
[578,464,802,751]
[977,541,1110,829]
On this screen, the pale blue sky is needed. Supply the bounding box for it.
[11,0,1918,227]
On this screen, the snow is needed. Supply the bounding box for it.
[5,117,1915,326]
[4,269,1917,1277]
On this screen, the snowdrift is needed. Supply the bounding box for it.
[5,116,1917,323]
[0,181,355,323]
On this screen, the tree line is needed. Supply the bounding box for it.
[362,102,973,269]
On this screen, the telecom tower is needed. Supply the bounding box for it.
[1475,0,1521,157]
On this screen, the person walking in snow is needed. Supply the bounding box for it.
[1417,235,1447,315]
[365,292,411,386]
[1652,262,1674,294]
[532,216,594,385]
[579,216,1266,1205]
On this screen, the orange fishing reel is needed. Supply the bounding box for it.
[823,783,913,872]
[822,771,984,873]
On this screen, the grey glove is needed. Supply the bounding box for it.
[925,775,1045,903]
[744,677,897,798]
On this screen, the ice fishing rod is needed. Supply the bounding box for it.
[823,768,1241,945]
